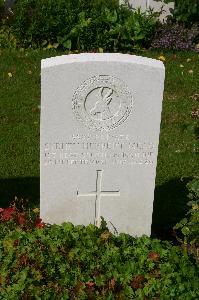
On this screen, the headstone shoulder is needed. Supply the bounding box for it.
[41,53,164,70]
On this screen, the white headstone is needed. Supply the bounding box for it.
[40,53,165,236]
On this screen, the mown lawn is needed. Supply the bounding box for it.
[0,49,198,238]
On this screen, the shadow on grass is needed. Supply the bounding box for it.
[152,177,191,241]
[0,177,40,208]
[0,176,191,240]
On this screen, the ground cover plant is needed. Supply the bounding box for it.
[0,202,199,299]
[151,23,198,51]
[174,178,199,263]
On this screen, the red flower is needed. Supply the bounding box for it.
[14,240,20,247]
[0,208,4,213]
[0,207,16,222]
[148,251,160,262]
[109,278,116,289]
[86,281,95,288]
[17,213,26,225]
[19,254,28,266]
[35,218,45,228]
[131,275,145,290]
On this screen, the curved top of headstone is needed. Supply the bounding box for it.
[41,53,164,70]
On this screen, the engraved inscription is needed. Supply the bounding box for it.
[72,75,133,131]
[77,170,120,227]
[44,134,156,166]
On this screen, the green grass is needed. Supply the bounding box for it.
[0,49,198,238]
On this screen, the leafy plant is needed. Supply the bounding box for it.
[0,0,4,21]
[0,25,18,48]
[155,0,199,26]
[174,178,199,262]
[9,0,158,51]
[0,201,199,299]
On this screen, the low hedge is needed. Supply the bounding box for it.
[8,0,158,51]
[0,203,198,299]
[1,0,199,52]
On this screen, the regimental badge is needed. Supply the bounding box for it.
[72,75,134,131]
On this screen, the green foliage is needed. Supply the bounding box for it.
[0,26,18,49]
[0,204,199,299]
[173,0,199,26]
[0,0,4,10]
[184,105,199,153]
[10,0,158,51]
[156,0,199,26]
[174,178,199,262]
[0,0,4,19]
[187,178,199,199]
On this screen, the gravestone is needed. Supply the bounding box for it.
[40,53,165,236]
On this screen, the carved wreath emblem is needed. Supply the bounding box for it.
[72,75,133,131]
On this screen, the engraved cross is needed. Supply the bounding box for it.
[77,170,120,227]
